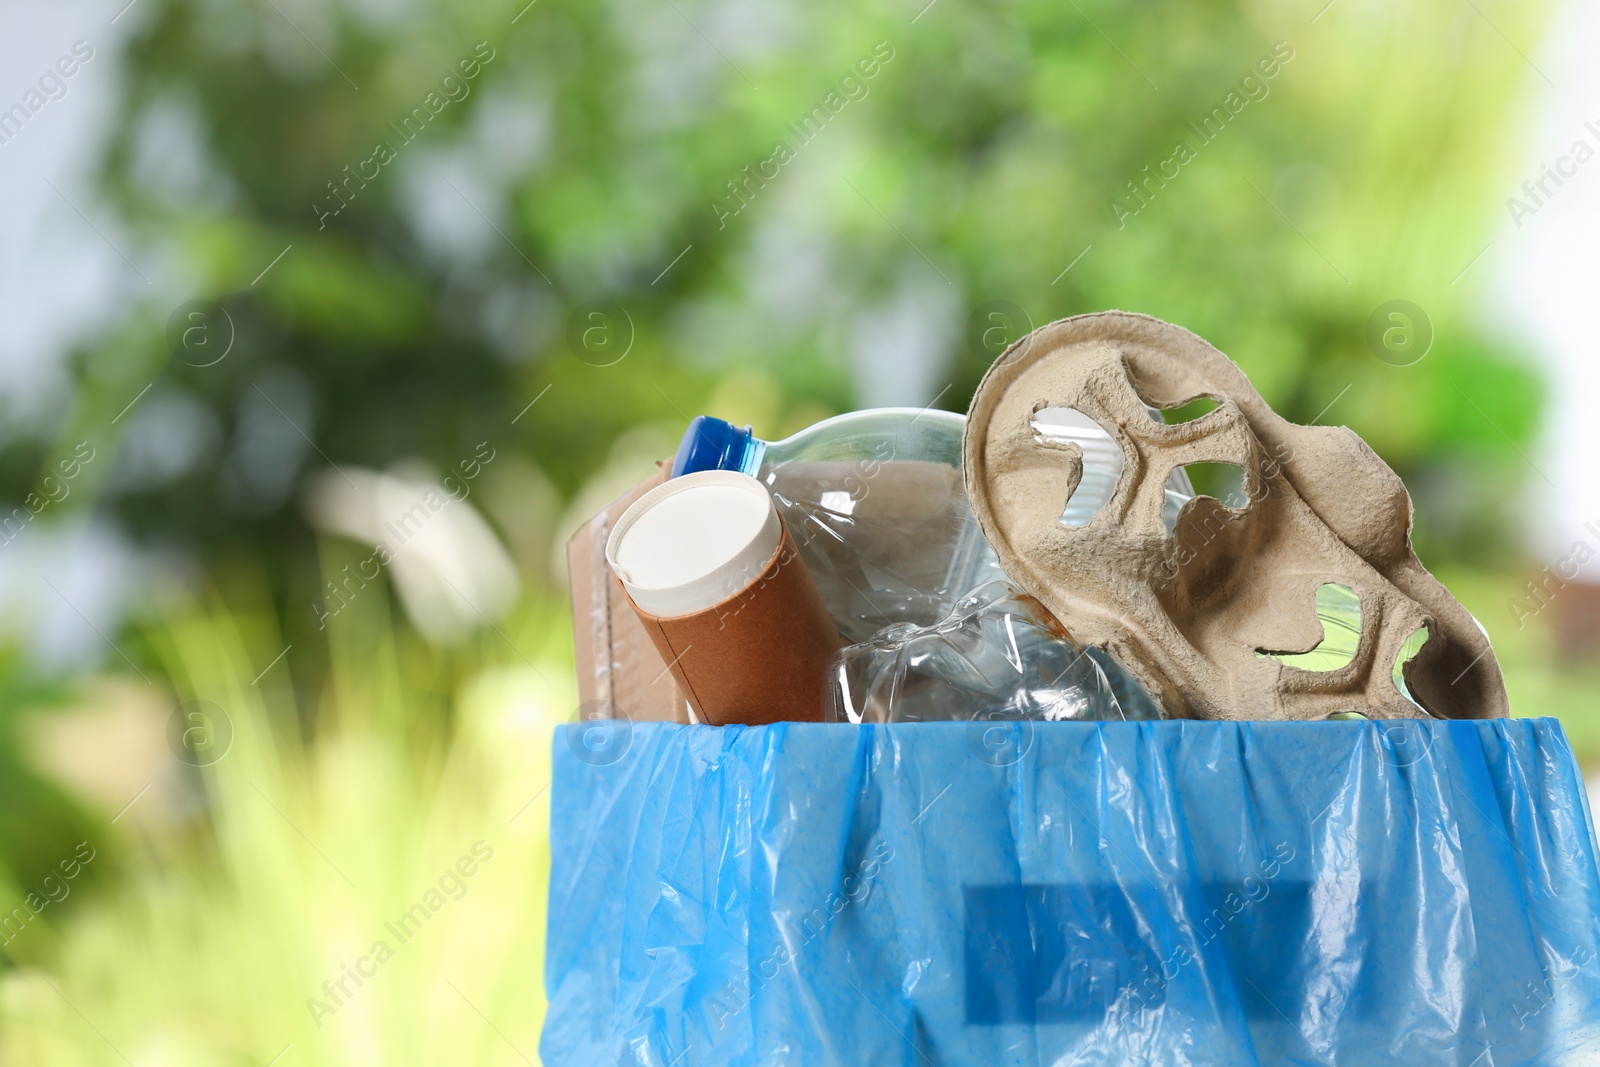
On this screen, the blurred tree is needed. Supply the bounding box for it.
[0,0,1552,649]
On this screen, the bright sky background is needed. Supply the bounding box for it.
[1492,0,1600,577]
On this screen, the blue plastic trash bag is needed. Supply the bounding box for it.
[542,719,1600,1066]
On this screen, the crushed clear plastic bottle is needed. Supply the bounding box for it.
[825,581,1158,723]
[671,408,1193,643]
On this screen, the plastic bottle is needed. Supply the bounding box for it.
[671,408,1194,643]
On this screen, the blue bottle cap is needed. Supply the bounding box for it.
[671,416,762,477]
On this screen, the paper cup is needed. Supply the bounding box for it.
[606,471,842,725]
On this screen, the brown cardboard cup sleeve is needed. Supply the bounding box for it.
[622,520,843,726]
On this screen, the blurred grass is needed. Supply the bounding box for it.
[0,576,572,1065]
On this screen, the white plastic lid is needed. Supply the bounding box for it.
[605,470,782,618]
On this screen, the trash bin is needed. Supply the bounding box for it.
[542,718,1600,1066]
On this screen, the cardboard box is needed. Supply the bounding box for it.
[566,465,690,724]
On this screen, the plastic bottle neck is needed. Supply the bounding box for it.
[671,416,768,477]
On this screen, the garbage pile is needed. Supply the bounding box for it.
[578,310,1502,725]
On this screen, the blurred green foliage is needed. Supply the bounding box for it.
[10,0,1550,609]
